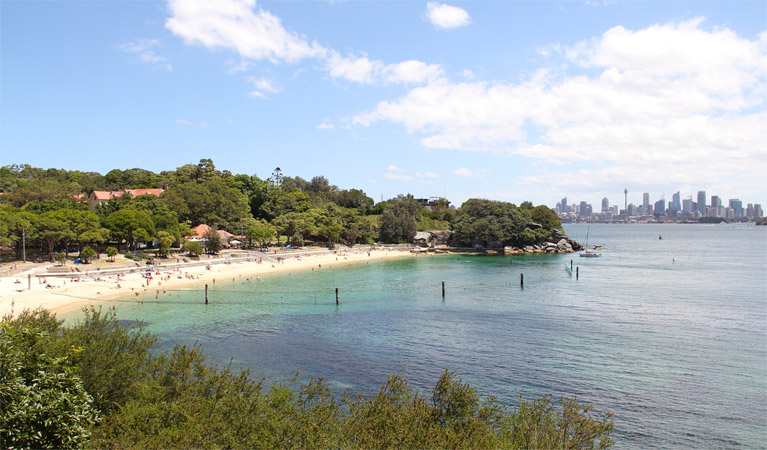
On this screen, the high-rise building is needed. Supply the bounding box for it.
[643,193,650,214]
[729,199,743,217]
[711,196,722,217]
[697,191,706,215]
[602,197,610,212]
[654,199,666,217]
[624,188,628,212]
[746,203,754,218]
[561,197,567,213]
[754,204,763,219]
[682,197,693,215]
[671,192,681,213]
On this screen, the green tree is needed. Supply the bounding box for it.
[452,199,532,248]
[79,246,96,262]
[105,246,118,262]
[244,219,275,247]
[35,210,75,261]
[155,231,175,257]
[0,323,99,449]
[103,209,156,252]
[162,180,249,229]
[202,228,222,254]
[184,241,203,257]
[378,195,420,243]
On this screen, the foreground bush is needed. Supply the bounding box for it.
[1,308,614,449]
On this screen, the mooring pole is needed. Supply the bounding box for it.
[205,284,208,304]
[442,280,445,298]
[570,259,573,271]
[520,272,524,288]
[335,287,339,305]
[576,267,579,280]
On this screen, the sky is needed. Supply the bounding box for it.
[1,0,765,209]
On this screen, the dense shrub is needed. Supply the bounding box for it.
[1,309,614,449]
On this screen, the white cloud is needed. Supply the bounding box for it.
[247,76,281,98]
[453,168,488,178]
[384,172,412,181]
[387,165,405,172]
[326,51,442,85]
[316,121,335,130]
[165,0,325,64]
[175,118,192,125]
[356,18,767,198]
[167,0,442,89]
[425,2,471,30]
[417,171,439,178]
[120,38,171,70]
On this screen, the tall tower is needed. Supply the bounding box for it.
[697,191,706,215]
[624,188,628,212]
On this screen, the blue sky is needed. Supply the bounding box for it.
[1,0,765,209]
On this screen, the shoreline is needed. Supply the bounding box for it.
[0,248,420,319]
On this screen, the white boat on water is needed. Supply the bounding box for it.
[580,226,601,257]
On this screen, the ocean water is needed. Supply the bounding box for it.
[71,224,767,449]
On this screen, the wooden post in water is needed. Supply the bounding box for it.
[205,284,208,304]
[570,259,573,271]
[335,287,339,305]
[520,272,524,288]
[442,280,445,298]
[576,267,579,280]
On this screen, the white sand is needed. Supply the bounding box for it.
[0,248,419,318]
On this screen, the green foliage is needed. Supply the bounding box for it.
[103,209,155,252]
[0,309,614,449]
[163,180,249,229]
[105,246,118,262]
[202,228,222,254]
[0,321,98,449]
[452,199,537,248]
[378,195,420,243]
[243,218,275,247]
[290,232,305,247]
[184,241,203,256]
[155,231,175,257]
[530,205,563,231]
[79,246,96,262]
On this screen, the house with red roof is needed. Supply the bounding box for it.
[88,188,164,208]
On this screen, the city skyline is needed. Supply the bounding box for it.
[557,187,763,220]
[1,1,765,207]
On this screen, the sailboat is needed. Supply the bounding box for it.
[580,226,601,257]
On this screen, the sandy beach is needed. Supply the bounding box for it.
[0,247,418,319]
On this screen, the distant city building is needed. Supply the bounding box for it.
[602,197,610,212]
[697,191,707,215]
[746,203,754,218]
[643,193,650,213]
[710,196,722,217]
[754,204,763,219]
[561,197,567,213]
[654,199,666,217]
[672,192,681,212]
[729,199,743,217]
[682,197,693,215]
[579,201,592,217]
[627,203,638,216]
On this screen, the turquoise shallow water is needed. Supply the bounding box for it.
[66,224,767,448]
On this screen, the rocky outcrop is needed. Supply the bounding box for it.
[412,230,453,248]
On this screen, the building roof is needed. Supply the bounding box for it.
[91,188,164,202]
[127,188,164,197]
[189,224,212,238]
[217,230,235,238]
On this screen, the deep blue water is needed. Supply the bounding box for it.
[71,224,767,449]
